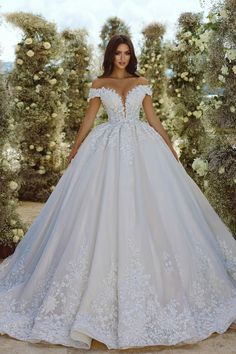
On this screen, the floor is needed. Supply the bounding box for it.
[0,201,235,354]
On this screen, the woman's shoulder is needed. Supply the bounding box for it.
[137,76,150,85]
[91,78,103,89]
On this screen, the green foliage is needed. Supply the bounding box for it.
[5,12,68,202]
[199,0,236,234]
[60,29,92,146]
[165,12,207,181]
[99,16,131,53]
[139,23,167,121]
[0,71,28,247]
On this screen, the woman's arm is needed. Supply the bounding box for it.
[67,84,101,164]
[142,90,179,162]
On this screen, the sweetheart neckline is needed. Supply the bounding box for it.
[90,84,151,117]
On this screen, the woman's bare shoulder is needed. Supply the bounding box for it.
[91,77,107,89]
[137,76,150,85]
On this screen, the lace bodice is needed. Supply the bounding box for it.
[87,84,152,124]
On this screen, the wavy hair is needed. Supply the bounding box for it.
[98,34,140,78]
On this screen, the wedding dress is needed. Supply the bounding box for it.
[0,83,236,350]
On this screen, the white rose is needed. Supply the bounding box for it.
[226,49,236,61]
[16,86,22,90]
[33,74,40,80]
[36,146,44,152]
[232,66,236,74]
[26,50,34,57]
[230,106,235,113]
[43,42,51,49]
[49,141,56,149]
[16,101,24,108]
[10,219,17,226]
[192,158,208,177]
[57,67,64,75]
[17,229,24,237]
[35,84,41,93]
[51,113,57,118]
[49,78,57,85]
[183,117,189,122]
[193,110,202,118]
[221,66,229,75]
[38,169,46,174]
[25,38,33,45]
[218,75,226,83]
[29,144,34,149]
[13,235,20,243]
[16,58,24,65]
[218,166,225,174]
[220,9,228,18]
[9,181,18,190]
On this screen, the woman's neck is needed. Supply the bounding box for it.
[109,69,132,79]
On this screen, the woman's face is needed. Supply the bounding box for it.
[113,43,131,70]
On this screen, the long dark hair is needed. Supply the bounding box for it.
[98,34,140,78]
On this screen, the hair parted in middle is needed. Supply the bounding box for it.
[98,34,141,78]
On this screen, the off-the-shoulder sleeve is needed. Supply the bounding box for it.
[87,88,101,102]
[143,84,153,97]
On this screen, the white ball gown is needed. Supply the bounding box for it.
[0,84,236,350]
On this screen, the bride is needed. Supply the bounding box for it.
[0,34,236,351]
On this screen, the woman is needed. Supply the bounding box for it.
[0,34,236,351]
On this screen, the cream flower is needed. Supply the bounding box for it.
[226,49,236,61]
[218,75,226,83]
[13,235,20,243]
[26,50,35,57]
[220,9,228,18]
[230,106,236,113]
[25,38,33,45]
[10,219,17,226]
[9,181,18,190]
[232,66,236,74]
[221,66,229,75]
[49,78,57,85]
[15,44,21,52]
[218,166,225,174]
[43,42,51,49]
[193,110,202,118]
[57,67,64,75]
[49,141,56,149]
[192,158,208,177]
[33,74,40,81]
[16,58,24,65]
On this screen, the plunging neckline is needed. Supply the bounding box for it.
[97,84,150,118]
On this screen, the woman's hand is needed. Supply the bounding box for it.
[67,147,78,165]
